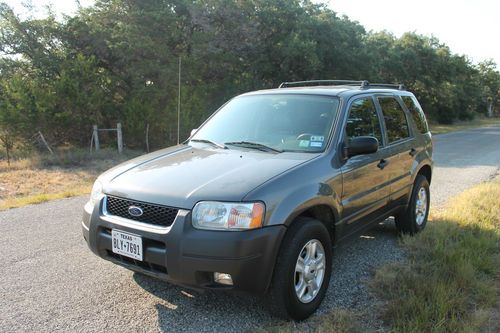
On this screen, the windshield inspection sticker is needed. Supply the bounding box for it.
[299,140,310,147]
[310,141,323,147]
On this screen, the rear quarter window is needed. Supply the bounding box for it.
[402,96,429,134]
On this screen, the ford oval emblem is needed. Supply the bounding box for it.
[128,206,143,217]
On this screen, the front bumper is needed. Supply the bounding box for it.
[82,198,286,295]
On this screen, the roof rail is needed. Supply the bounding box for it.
[278,80,368,88]
[278,80,405,90]
[368,83,406,90]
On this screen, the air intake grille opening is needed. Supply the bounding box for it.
[105,196,179,227]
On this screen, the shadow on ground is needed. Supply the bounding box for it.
[132,219,402,332]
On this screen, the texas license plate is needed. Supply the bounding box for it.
[111,229,143,261]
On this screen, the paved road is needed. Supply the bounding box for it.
[430,127,500,208]
[1,126,499,333]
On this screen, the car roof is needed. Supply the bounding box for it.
[240,84,414,99]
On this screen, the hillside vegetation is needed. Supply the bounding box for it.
[0,0,499,157]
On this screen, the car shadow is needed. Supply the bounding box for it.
[133,271,274,332]
[131,218,401,332]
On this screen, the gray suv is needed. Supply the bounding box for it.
[82,80,433,320]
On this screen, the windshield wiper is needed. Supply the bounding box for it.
[224,141,283,153]
[190,139,226,149]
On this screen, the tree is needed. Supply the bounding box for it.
[477,60,500,117]
[0,0,499,157]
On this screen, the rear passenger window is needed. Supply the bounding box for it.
[402,96,429,134]
[346,97,383,146]
[378,97,410,143]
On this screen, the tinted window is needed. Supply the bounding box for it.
[346,97,383,146]
[402,96,428,134]
[192,94,340,152]
[378,97,410,143]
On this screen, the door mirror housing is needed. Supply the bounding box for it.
[345,136,379,158]
[190,128,198,137]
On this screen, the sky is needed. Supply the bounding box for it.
[317,0,499,66]
[3,0,499,66]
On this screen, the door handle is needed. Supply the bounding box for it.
[377,159,389,170]
[409,148,417,157]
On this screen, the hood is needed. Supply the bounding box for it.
[100,144,317,209]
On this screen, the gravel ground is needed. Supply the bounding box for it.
[1,126,499,332]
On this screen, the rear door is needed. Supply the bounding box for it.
[375,95,415,205]
[340,96,393,233]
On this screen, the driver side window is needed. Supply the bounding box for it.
[346,97,383,146]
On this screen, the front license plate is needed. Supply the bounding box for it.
[111,229,143,261]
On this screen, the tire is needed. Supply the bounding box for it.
[395,175,430,235]
[267,218,332,320]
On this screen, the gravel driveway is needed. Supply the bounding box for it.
[1,126,499,332]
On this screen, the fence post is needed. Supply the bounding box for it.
[38,131,54,155]
[117,123,123,154]
[93,125,100,151]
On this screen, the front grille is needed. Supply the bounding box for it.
[105,196,179,227]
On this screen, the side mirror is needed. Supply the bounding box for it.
[345,136,379,157]
[190,128,198,137]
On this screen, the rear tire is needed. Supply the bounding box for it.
[267,218,332,320]
[395,175,430,235]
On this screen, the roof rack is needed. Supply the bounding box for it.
[278,80,405,90]
[368,83,406,90]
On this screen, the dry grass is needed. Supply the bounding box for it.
[0,160,96,210]
[429,117,500,135]
[371,177,500,332]
[0,149,141,210]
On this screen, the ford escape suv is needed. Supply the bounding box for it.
[82,80,433,320]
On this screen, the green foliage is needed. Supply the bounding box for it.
[0,0,499,152]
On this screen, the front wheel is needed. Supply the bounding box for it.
[267,218,332,320]
[395,175,430,235]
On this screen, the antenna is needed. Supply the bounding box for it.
[177,56,181,145]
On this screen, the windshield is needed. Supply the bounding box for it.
[191,94,340,152]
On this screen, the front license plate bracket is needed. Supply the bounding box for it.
[111,229,143,261]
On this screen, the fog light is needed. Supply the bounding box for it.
[214,272,233,286]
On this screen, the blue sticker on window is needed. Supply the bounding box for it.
[310,141,323,147]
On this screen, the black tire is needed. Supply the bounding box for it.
[395,175,430,235]
[267,218,332,320]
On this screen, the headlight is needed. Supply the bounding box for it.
[90,179,103,205]
[192,201,265,231]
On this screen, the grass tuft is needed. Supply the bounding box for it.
[0,186,91,210]
[255,309,364,333]
[371,178,500,332]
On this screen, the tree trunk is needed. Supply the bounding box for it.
[487,101,493,118]
[6,143,10,167]
[0,136,12,167]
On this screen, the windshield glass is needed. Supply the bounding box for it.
[191,94,340,152]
